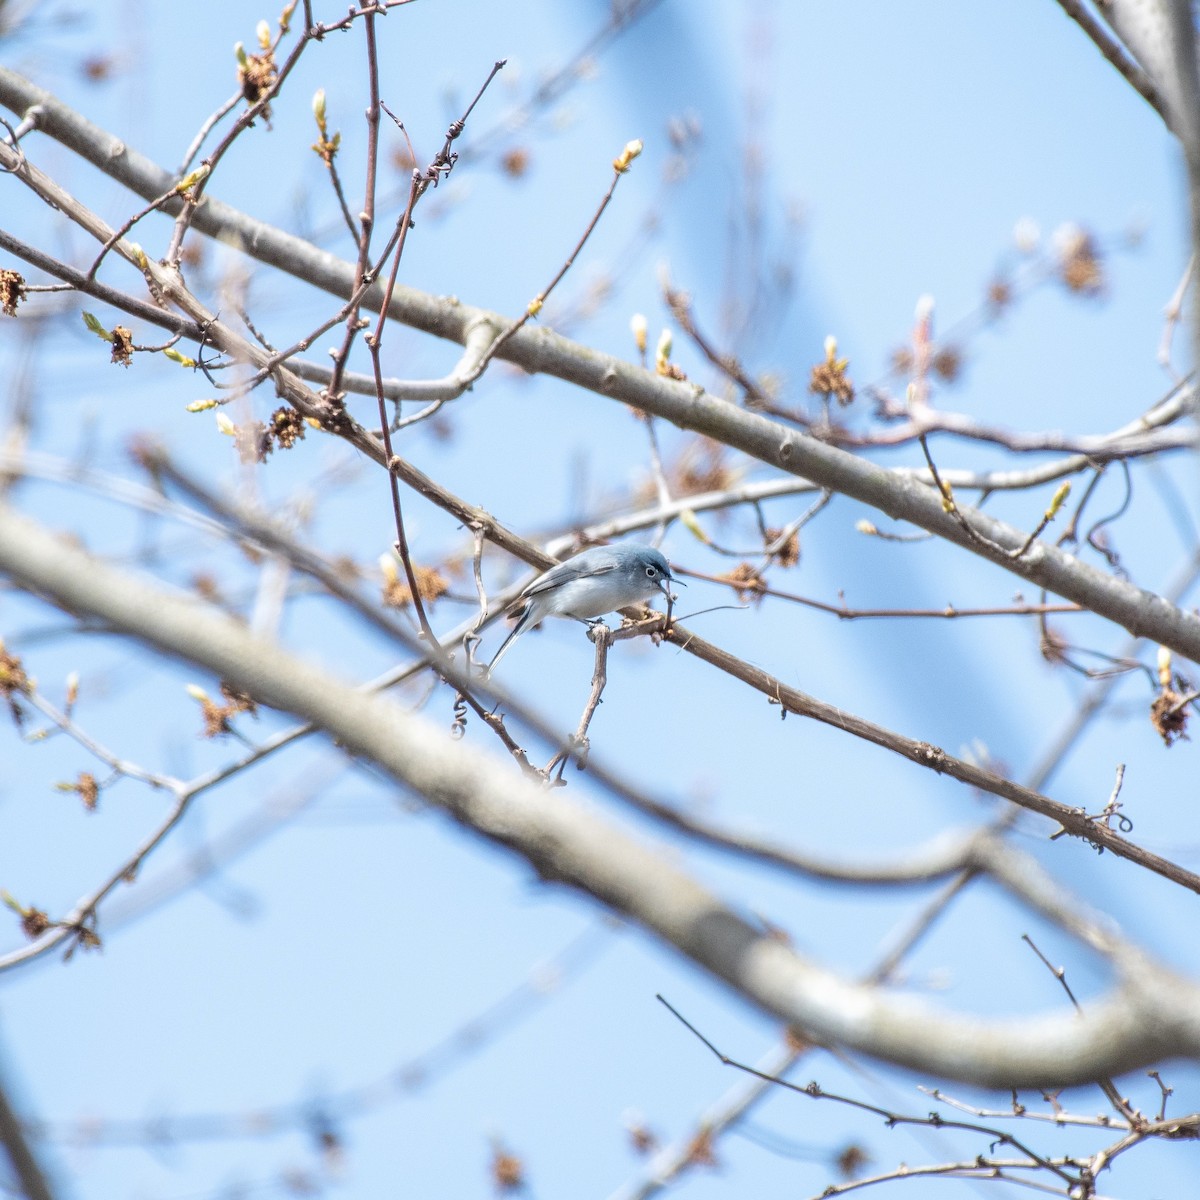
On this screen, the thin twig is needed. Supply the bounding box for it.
[545,623,612,778]
[1021,932,1142,1124]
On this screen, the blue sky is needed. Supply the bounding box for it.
[2,2,1198,1198]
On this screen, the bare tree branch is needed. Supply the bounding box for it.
[2,501,1200,1089]
[0,1064,55,1200]
[1055,0,1172,125]
[3,68,1197,664]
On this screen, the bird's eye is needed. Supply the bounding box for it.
[645,566,657,577]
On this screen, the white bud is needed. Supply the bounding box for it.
[1012,217,1040,254]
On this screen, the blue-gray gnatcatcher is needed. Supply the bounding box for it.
[487,543,678,675]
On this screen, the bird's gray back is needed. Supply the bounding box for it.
[522,547,624,597]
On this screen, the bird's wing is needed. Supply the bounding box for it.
[521,557,618,599]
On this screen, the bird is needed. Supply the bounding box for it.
[487,543,678,675]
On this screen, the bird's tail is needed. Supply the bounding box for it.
[485,606,529,678]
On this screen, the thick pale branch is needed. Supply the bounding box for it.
[110,445,1200,894]
[1096,0,1186,128]
[0,139,1186,884]
[1055,0,1173,125]
[1,502,1200,1088]
[1164,0,1200,387]
[511,365,1200,663]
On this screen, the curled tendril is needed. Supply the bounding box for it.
[450,692,468,740]
[1096,802,1133,834]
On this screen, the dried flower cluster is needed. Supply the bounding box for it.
[237,25,279,116]
[192,681,259,740]
[717,562,767,603]
[765,526,800,567]
[809,335,855,406]
[1055,224,1105,295]
[382,561,450,610]
[110,325,133,367]
[0,268,26,317]
[0,641,30,724]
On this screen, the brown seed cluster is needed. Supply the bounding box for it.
[220,682,258,717]
[198,682,259,739]
[501,147,530,178]
[892,344,963,385]
[234,407,307,463]
[931,346,962,383]
[0,643,29,699]
[81,55,115,82]
[1150,687,1190,746]
[656,360,688,381]
[836,1143,871,1179]
[111,325,133,367]
[19,906,51,940]
[0,268,26,317]
[785,1027,809,1053]
[673,437,735,496]
[76,771,100,811]
[239,51,278,112]
[626,1118,659,1156]
[765,526,800,567]
[269,405,306,450]
[717,562,767,603]
[383,564,450,610]
[683,1129,718,1168]
[809,340,855,406]
[987,277,1012,313]
[1057,228,1105,295]
[490,1146,524,1192]
[0,642,30,724]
